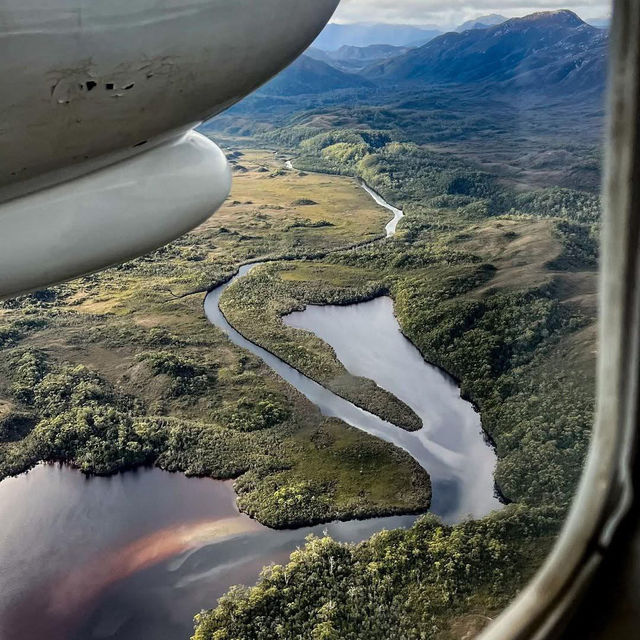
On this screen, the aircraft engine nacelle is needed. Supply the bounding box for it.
[0,0,339,297]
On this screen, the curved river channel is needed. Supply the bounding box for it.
[0,185,501,640]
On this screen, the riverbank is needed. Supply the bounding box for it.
[206,265,498,522]
[194,134,598,640]
[0,149,432,530]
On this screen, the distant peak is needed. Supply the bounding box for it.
[514,9,585,26]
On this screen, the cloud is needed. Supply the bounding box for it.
[331,0,611,27]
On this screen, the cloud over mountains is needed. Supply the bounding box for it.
[332,0,610,27]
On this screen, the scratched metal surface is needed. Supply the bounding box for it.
[0,0,339,198]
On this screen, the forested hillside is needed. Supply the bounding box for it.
[192,10,604,636]
[193,116,598,638]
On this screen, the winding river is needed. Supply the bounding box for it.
[285,158,403,236]
[0,183,500,640]
[360,182,403,236]
[204,265,500,522]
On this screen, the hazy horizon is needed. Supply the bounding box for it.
[330,1,611,28]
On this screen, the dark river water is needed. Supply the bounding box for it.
[0,188,500,640]
[284,296,501,519]
[0,463,417,640]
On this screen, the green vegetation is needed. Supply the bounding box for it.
[194,506,556,640]
[201,148,392,264]
[137,351,212,397]
[193,124,598,639]
[220,263,422,431]
[276,129,600,224]
[547,220,599,271]
[0,149,432,529]
[394,273,590,507]
[1,345,429,527]
[220,397,290,433]
[0,110,600,637]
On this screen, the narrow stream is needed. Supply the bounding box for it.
[360,182,404,237]
[0,179,500,640]
[284,158,403,238]
[204,267,500,522]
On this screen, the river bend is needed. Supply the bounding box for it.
[0,179,500,640]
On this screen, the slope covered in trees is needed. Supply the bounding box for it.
[193,125,597,639]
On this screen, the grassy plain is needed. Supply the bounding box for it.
[194,128,598,640]
[196,148,390,264]
[0,149,431,529]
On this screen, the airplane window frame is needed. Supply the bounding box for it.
[479,1,640,638]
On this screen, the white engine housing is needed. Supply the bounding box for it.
[0,0,339,297]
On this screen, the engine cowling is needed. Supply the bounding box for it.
[0,0,339,297]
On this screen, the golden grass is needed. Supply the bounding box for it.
[200,149,390,252]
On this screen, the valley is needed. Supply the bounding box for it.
[193,13,601,634]
[192,134,597,638]
[0,8,603,640]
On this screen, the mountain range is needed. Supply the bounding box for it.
[259,11,607,100]
[306,44,410,73]
[312,23,440,50]
[364,11,608,96]
[259,55,373,96]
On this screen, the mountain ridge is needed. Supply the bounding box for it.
[313,23,440,50]
[456,13,507,32]
[363,10,608,97]
[307,44,410,72]
[258,55,374,96]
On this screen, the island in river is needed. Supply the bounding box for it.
[0,137,597,640]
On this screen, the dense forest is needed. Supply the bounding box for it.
[194,507,557,640]
[0,88,600,640]
[193,120,598,639]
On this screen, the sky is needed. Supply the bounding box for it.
[331,0,611,28]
